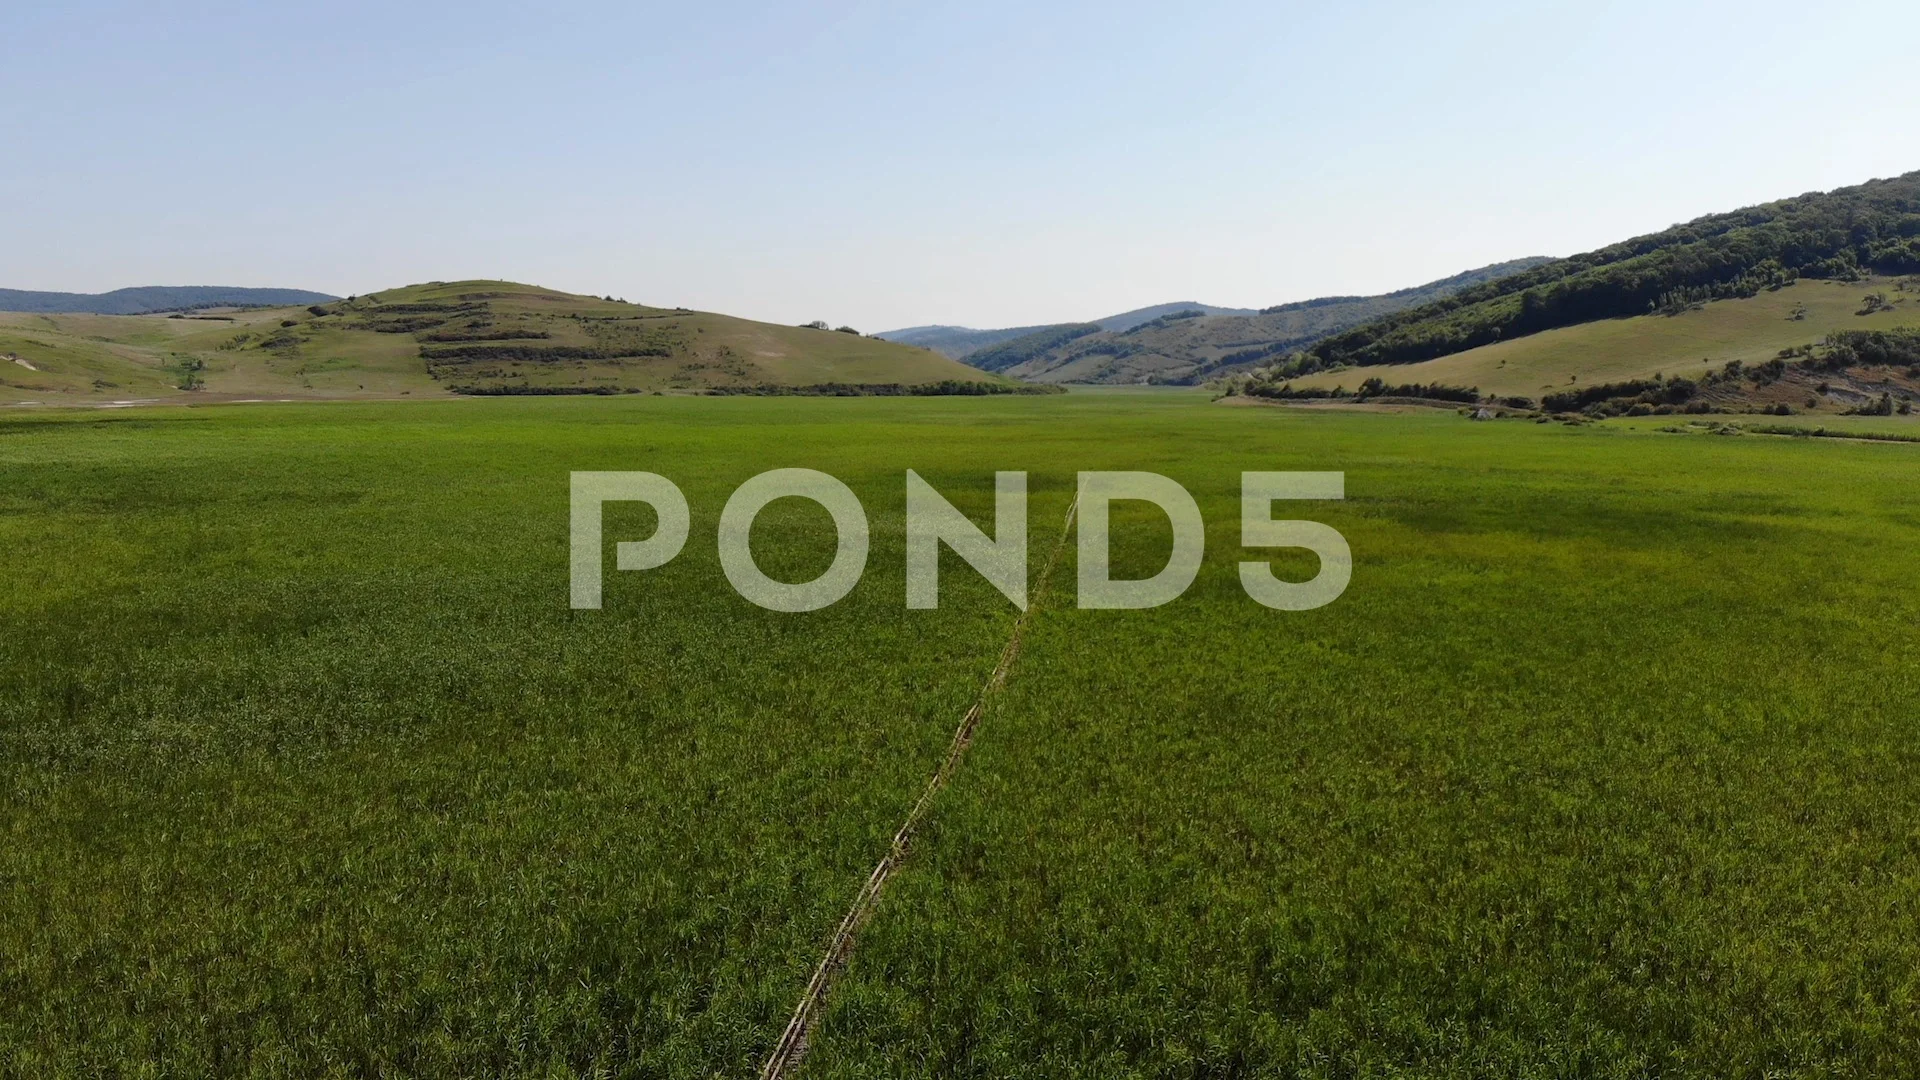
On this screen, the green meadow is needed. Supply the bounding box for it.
[3,393,1919,1077]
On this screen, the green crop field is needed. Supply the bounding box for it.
[4,393,1919,1078]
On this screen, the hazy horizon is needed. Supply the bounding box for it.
[5,0,1918,331]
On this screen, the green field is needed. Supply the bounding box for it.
[4,394,1919,1077]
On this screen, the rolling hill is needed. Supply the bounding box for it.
[1237,170,1920,418]
[1092,301,1262,333]
[1297,171,1920,373]
[0,281,1029,403]
[0,285,338,315]
[874,322,1078,360]
[877,302,1258,360]
[1279,274,1919,412]
[963,259,1552,384]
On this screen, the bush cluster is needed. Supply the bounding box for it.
[1240,379,1480,404]
[706,380,1063,397]
[1826,329,1920,367]
[1542,378,1697,413]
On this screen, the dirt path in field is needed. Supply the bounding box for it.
[760,495,1080,1080]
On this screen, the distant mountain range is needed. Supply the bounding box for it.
[878,302,1259,359]
[0,286,339,315]
[893,260,1553,385]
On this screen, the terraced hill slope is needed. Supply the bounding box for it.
[0,281,1022,403]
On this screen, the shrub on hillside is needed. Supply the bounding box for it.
[1354,377,1480,403]
[1827,329,1920,367]
[1243,382,1341,401]
[1542,377,1696,413]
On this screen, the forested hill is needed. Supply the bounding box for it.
[1307,171,1920,370]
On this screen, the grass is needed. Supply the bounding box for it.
[0,281,1003,404]
[1610,412,1920,442]
[4,393,1920,1077]
[0,397,1033,1076]
[1288,275,1920,399]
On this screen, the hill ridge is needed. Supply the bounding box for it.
[0,285,339,315]
[876,302,1260,358]
[1299,171,1920,373]
[956,258,1552,385]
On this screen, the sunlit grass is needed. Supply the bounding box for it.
[4,395,1918,1076]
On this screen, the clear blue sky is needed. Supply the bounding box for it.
[4,0,1917,330]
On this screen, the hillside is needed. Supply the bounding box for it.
[969,259,1551,384]
[874,323,1071,359]
[0,285,338,315]
[1093,301,1260,333]
[876,301,1257,360]
[1267,275,1920,415]
[1298,171,1920,373]
[0,281,1025,403]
